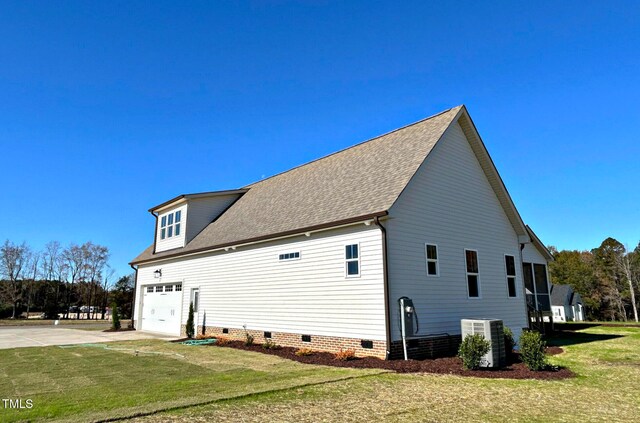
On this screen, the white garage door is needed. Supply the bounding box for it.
[141,283,183,336]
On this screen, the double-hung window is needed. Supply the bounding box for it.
[345,244,360,277]
[505,255,517,297]
[425,244,439,276]
[465,249,480,298]
[160,210,182,240]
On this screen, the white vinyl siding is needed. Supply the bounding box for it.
[386,121,528,341]
[155,204,187,252]
[135,224,385,340]
[185,195,242,243]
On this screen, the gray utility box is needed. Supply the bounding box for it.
[461,319,506,368]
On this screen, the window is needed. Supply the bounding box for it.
[160,216,167,239]
[279,251,300,261]
[146,286,153,293]
[175,284,182,292]
[505,255,517,297]
[425,244,439,276]
[301,335,311,343]
[465,249,480,298]
[165,285,173,292]
[160,210,182,240]
[345,244,359,277]
[155,285,164,293]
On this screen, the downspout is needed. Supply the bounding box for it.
[373,216,392,360]
[519,242,530,330]
[129,264,138,330]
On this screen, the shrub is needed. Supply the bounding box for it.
[215,336,230,346]
[519,330,547,371]
[334,348,356,361]
[196,334,210,340]
[185,302,195,339]
[458,333,491,370]
[295,347,314,356]
[263,339,280,350]
[111,303,121,330]
[504,326,516,361]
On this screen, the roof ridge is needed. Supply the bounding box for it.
[243,105,463,188]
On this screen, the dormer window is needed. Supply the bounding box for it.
[160,210,182,240]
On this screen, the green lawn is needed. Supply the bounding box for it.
[0,340,382,422]
[1,326,639,422]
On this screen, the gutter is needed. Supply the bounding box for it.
[373,216,392,360]
[132,211,388,266]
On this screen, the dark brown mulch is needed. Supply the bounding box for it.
[545,346,564,356]
[204,340,573,380]
[102,327,136,332]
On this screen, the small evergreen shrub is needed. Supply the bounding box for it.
[244,332,255,346]
[294,347,314,356]
[334,348,356,361]
[111,303,121,330]
[519,330,547,371]
[458,333,491,370]
[186,302,195,339]
[504,326,516,361]
[263,339,280,350]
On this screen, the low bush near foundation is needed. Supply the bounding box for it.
[519,330,547,371]
[504,326,516,362]
[215,336,230,346]
[263,339,280,350]
[295,347,314,356]
[334,348,356,361]
[458,334,491,370]
[196,334,211,340]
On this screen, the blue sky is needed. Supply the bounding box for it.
[1,1,639,278]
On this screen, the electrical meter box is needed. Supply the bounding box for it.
[399,297,415,337]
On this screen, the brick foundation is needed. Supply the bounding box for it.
[181,324,387,359]
[389,335,462,360]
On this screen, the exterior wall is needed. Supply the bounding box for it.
[185,195,242,243]
[136,224,386,342]
[155,204,187,252]
[552,305,566,322]
[386,121,528,342]
[522,243,547,265]
[188,325,387,358]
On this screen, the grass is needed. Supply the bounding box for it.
[131,326,640,423]
[1,326,638,422]
[0,339,381,422]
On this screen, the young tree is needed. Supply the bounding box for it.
[111,303,121,330]
[0,240,29,318]
[617,244,639,322]
[186,302,195,338]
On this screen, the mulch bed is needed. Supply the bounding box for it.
[199,339,573,380]
[102,327,136,332]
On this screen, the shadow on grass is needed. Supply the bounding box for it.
[546,330,624,347]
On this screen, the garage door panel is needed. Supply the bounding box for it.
[141,284,183,336]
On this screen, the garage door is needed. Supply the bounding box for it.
[141,283,183,336]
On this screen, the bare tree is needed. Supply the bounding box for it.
[62,243,86,319]
[617,246,639,322]
[83,243,109,319]
[24,250,41,317]
[0,240,29,318]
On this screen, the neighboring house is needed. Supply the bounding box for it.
[130,105,553,359]
[551,284,585,322]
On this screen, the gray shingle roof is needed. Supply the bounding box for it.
[550,284,572,306]
[131,106,462,264]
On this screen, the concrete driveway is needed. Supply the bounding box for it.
[0,326,175,349]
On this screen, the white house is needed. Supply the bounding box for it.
[130,105,553,359]
[551,284,585,322]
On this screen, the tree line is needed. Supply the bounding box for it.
[549,237,640,322]
[0,240,134,320]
